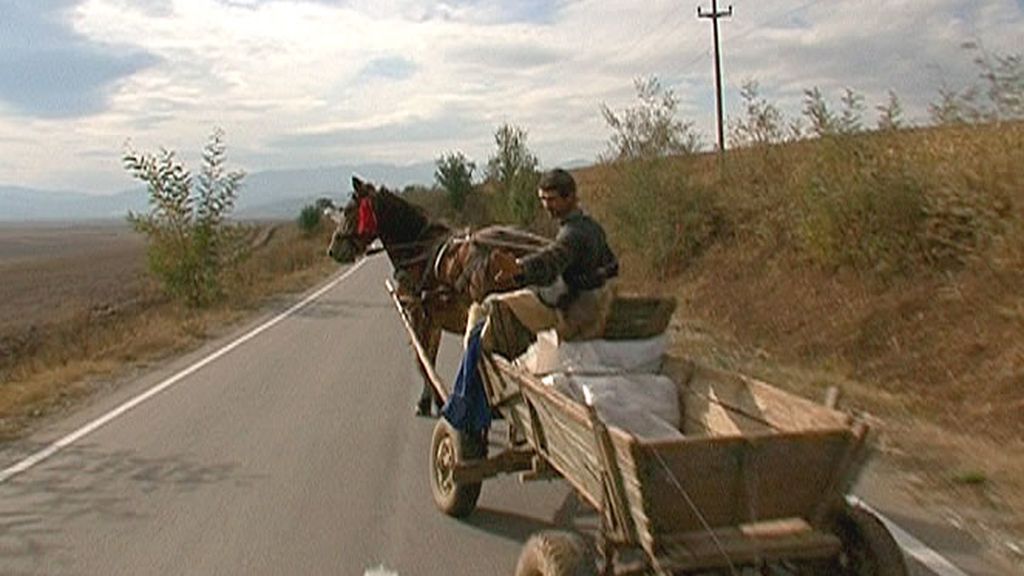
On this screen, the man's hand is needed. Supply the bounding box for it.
[490,249,523,290]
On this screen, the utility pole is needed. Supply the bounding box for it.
[698,0,732,155]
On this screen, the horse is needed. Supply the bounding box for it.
[327,176,550,416]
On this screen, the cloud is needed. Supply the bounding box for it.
[0,0,1022,194]
[692,0,1024,130]
[359,57,417,81]
[0,1,159,118]
[447,41,564,71]
[440,0,565,24]
[269,104,487,153]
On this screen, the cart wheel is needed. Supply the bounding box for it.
[429,419,485,518]
[515,531,595,576]
[810,504,907,576]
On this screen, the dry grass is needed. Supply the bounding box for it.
[0,221,336,441]
[572,120,1024,565]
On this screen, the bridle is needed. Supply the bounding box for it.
[337,191,448,278]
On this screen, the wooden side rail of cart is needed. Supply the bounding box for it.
[384,279,906,575]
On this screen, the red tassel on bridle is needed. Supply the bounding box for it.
[356,197,378,238]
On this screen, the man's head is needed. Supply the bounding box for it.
[537,168,577,219]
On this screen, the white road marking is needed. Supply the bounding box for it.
[0,259,367,484]
[848,495,971,576]
[364,565,399,576]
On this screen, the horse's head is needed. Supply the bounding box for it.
[327,176,379,263]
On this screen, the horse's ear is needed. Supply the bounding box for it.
[352,176,366,197]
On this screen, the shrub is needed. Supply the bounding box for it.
[601,76,702,160]
[435,151,476,212]
[604,157,722,278]
[798,137,928,275]
[930,46,1024,125]
[730,81,789,148]
[297,204,322,235]
[124,128,250,307]
[486,123,540,227]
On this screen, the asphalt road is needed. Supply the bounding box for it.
[0,256,1013,575]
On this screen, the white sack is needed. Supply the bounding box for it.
[541,372,683,441]
[517,330,667,375]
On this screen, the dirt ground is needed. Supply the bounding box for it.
[0,223,149,338]
[628,243,1024,571]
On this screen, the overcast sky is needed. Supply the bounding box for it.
[1,0,1021,195]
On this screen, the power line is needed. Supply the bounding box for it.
[615,4,690,64]
[667,1,828,81]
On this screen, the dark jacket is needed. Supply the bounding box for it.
[518,209,618,303]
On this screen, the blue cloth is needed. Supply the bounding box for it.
[442,321,491,434]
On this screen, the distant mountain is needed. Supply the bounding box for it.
[0,185,147,222]
[0,161,436,222]
[559,158,594,170]
[234,162,436,219]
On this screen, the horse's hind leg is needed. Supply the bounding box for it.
[415,323,443,416]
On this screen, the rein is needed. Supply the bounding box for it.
[383,236,442,268]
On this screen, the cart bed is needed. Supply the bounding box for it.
[481,353,866,571]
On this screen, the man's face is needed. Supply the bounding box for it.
[538,188,575,219]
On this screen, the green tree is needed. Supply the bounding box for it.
[486,123,540,226]
[297,204,322,235]
[600,76,701,161]
[435,151,476,212]
[124,129,248,307]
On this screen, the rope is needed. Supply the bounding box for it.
[648,447,740,576]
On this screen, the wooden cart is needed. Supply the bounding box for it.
[385,280,907,576]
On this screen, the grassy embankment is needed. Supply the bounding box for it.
[578,120,1023,554]
[417,119,1023,554]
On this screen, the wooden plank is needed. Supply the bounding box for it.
[384,279,449,403]
[484,356,609,508]
[656,523,841,571]
[452,449,534,484]
[610,431,658,555]
[684,363,851,433]
[586,401,639,544]
[617,431,853,539]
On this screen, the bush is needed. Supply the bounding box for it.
[604,157,722,278]
[486,123,541,227]
[796,134,930,275]
[601,76,701,160]
[435,151,476,212]
[124,129,250,307]
[297,204,322,235]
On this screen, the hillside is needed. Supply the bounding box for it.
[569,121,1024,565]
[413,119,1022,563]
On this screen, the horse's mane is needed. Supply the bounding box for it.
[372,186,447,244]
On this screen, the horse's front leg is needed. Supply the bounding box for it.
[424,325,443,412]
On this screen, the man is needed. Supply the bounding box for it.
[441,168,618,428]
[470,168,619,358]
